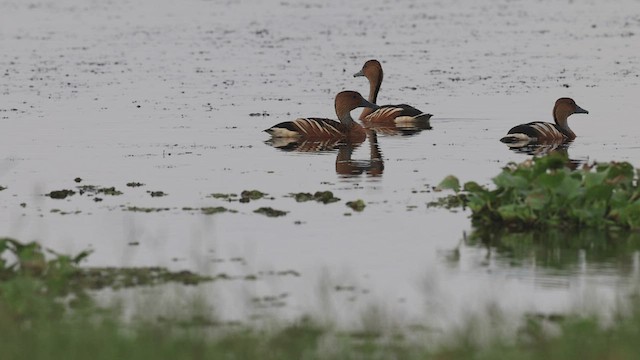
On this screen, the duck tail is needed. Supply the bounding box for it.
[500,133,534,145]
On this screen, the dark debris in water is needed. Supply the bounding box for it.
[126,182,145,187]
[0,186,6,191]
[76,267,214,289]
[77,185,123,196]
[47,189,76,199]
[50,209,82,215]
[125,206,171,213]
[254,207,288,217]
[148,191,167,197]
[183,206,237,215]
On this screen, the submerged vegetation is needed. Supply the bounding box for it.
[1,237,640,359]
[436,154,640,230]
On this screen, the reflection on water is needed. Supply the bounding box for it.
[454,227,640,277]
[335,130,383,177]
[265,123,432,176]
[503,143,588,170]
[364,119,432,137]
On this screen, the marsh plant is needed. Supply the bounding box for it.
[2,237,640,359]
[436,154,640,230]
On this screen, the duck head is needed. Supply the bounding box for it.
[335,90,379,124]
[553,98,589,122]
[353,59,383,80]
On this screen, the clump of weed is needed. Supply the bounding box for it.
[254,207,288,217]
[435,153,640,230]
[77,185,123,196]
[148,191,167,197]
[346,199,366,212]
[290,191,340,204]
[200,207,233,215]
[125,206,171,213]
[47,189,76,199]
[126,182,145,187]
[240,190,267,203]
[209,193,238,199]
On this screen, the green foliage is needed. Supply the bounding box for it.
[437,154,640,230]
[254,207,288,217]
[346,199,366,212]
[3,238,640,359]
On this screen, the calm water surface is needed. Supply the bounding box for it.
[1,0,640,331]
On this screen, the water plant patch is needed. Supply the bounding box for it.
[435,154,640,230]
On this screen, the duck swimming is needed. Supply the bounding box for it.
[500,98,589,145]
[353,59,432,124]
[264,91,378,143]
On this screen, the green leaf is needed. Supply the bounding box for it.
[463,181,485,193]
[436,175,460,193]
[493,172,529,191]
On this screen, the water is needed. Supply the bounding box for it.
[1,0,640,332]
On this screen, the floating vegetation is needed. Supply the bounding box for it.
[0,186,6,191]
[346,199,366,212]
[47,189,76,199]
[125,206,171,213]
[254,207,288,217]
[77,185,123,196]
[182,206,237,215]
[50,209,82,215]
[126,182,145,187]
[240,189,267,203]
[290,191,340,204]
[427,194,467,210]
[148,191,167,197]
[435,154,640,230]
[77,267,214,289]
[209,193,238,200]
[0,237,213,291]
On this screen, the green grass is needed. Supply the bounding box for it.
[2,236,640,359]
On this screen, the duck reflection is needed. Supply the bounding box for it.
[265,129,385,177]
[335,129,383,177]
[504,143,586,170]
[364,119,432,137]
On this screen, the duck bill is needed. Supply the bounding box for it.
[574,105,589,114]
[360,98,379,109]
[353,69,364,77]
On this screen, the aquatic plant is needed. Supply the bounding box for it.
[436,154,640,230]
[346,199,366,212]
[254,207,288,217]
[290,191,341,204]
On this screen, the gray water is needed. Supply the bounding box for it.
[1,0,640,332]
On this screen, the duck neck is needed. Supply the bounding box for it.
[360,70,382,120]
[554,113,575,139]
[338,111,358,129]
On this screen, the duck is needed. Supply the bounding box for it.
[353,59,432,124]
[499,98,589,145]
[264,91,378,143]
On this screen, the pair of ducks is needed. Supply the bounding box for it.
[265,60,589,145]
